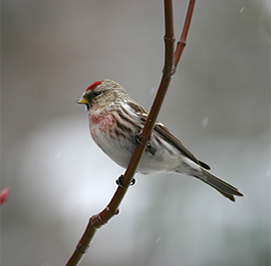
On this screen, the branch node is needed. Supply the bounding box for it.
[90,214,107,228]
[105,206,119,215]
[162,67,175,77]
[177,40,186,47]
[76,241,89,255]
[164,35,176,43]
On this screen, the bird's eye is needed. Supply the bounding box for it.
[94,91,101,96]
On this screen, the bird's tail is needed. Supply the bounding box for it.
[192,168,243,202]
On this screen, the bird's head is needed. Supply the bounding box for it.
[77,79,131,111]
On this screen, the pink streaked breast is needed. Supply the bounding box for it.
[88,113,115,133]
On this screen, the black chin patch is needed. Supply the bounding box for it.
[86,103,91,110]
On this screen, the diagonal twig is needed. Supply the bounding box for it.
[65,1,196,265]
[174,0,196,71]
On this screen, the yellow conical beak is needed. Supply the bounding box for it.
[76,97,89,104]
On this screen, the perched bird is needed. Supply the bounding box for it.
[77,79,243,201]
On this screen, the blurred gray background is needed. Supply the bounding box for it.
[1,0,270,265]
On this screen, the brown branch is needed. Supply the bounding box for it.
[65,1,196,265]
[163,0,175,77]
[174,0,196,71]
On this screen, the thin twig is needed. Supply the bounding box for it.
[65,1,196,265]
[174,0,196,71]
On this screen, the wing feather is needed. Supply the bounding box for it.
[127,102,211,170]
[154,124,211,170]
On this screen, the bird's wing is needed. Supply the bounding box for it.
[126,101,149,117]
[127,102,211,170]
[154,123,211,170]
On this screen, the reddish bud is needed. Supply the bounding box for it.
[0,187,10,205]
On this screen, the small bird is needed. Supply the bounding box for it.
[77,79,243,201]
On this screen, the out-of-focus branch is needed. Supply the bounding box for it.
[66,1,196,265]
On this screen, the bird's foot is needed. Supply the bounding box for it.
[135,131,150,146]
[116,175,136,189]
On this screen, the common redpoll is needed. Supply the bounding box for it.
[77,79,243,201]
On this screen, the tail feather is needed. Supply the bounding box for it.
[194,169,243,202]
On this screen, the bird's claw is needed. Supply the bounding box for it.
[135,131,150,146]
[116,175,136,189]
